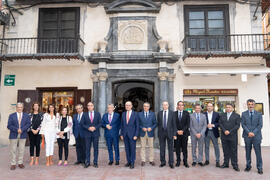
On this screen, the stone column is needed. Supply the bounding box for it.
[168,74,176,111]
[91,74,99,106]
[158,71,169,110]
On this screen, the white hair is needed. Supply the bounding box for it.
[16,102,24,107]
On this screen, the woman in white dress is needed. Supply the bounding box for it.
[56,107,73,166]
[40,104,58,166]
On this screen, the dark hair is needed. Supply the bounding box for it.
[194,104,201,108]
[31,102,41,114]
[60,106,69,116]
[47,104,56,115]
[177,101,184,106]
[247,99,255,104]
[226,103,234,108]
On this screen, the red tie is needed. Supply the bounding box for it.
[126,111,130,124]
[90,112,93,123]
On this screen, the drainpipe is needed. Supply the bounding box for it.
[0,24,5,86]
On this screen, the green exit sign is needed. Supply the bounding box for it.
[4,75,15,86]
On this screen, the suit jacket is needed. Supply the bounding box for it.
[80,111,102,138]
[102,112,121,138]
[138,111,157,137]
[174,110,190,137]
[190,113,207,138]
[204,111,220,138]
[219,112,241,140]
[73,113,84,138]
[241,110,262,141]
[7,112,31,139]
[120,111,139,139]
[157,110,177,139]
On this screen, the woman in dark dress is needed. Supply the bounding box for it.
[28,102,43,166]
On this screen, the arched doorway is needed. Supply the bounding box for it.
[112,80,154,115]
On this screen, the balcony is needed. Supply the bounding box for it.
[0,37,85,61]
[182,34,270,60]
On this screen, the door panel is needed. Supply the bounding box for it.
[76,89,92,112]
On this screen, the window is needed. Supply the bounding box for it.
[185,5,230,51]
[38,7,80,53]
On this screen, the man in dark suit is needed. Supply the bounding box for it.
[204,102,220,167]
[73,104,85,165]
[138,102,157,166]
[7,102,31,170]
[80,102,102,168]
[120,101,139,169]
[219,103,241,172]
[158,101,177,169]
[102,104,121,166]
[190,104,207,167]
[174,101,190,168]
[241,99,263,174]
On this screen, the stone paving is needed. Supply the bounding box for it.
[0,144,269,180]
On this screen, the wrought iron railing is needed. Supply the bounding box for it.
[0,37,85,58]
[182,34,270,55]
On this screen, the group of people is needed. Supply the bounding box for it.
[7,99,263,175]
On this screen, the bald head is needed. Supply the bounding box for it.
[125,101,132,111]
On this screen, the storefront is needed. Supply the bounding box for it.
[183,89,238,113]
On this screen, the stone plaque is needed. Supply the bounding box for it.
[118,20,148,50]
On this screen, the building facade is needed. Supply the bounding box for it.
[0,0,270,146]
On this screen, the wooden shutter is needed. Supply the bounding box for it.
[76,89,92,112]
[17,90,38,113]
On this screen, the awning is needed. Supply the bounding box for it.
[181,65,270,75]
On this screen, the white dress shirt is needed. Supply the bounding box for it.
[108,112,114,122]
[207,111,213,129]
[89,111,94,120]
[126,110,132,119]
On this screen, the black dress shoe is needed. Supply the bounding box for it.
[244,167,251,172]
[149,162,155,166]
[125,163,131,167]
[204,161,209,165]
[233,167,240,172]
[84,163,90,168]
[176,162,180,167]
[216,162,220,167]
[220,164,229,168]
[93,163,98,168]
[74,161,81,165]
[130,164,134,169]
[108,161,113,165]
[198,162,204,167]
[115,161,119,165]
[141,162,145,166]
[192,162,196,167]
[159,163,166,167]
[169,164,174,169]
[184,163,189,168]
[258,169,263,175]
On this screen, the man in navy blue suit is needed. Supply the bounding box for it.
[80,102,102,168]
[102,104,121,166]
[242,99,263,175]
[73,104,86,165]
[120,101,139,169]
[204,102,220,167]
[7,102,31,170]
[138,102,157,166]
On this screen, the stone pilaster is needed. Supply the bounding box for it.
[168,74,176,111]
[158,71,169,110]
[91,74,99,106]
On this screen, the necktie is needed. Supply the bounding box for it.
[18,113,22,128]
[145,112,148,119]
[250,111,253,125]
[126,111,130,124]
[196,113,200,124]
[179,111,182,122]
[109,113,112,124]
[90,112,93,123]
[163,111,167,129]
[77,114,80,123]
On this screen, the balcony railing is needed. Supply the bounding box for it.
[0,37,85,60]
[182,34,270,59]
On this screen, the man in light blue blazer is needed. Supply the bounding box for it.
[102,104,121,166]
[138,102,157,166]
[241,99,263,175]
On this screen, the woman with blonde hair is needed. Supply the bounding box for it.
[40,104,58,166]
[56,106,73,166]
